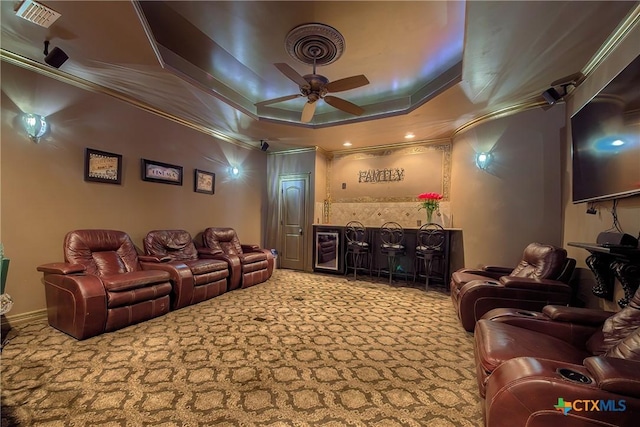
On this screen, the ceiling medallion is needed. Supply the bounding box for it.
[285,23,345,66]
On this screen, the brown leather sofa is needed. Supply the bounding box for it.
[201,227,274,290]
[450,242,576,331]
[474,288,640,427]
[37,229,173,340]
[142,229,229,310]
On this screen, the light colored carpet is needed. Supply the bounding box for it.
[1,270,482,426]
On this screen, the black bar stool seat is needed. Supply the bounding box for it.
[413,223,446,291]
[344,221,372,280]
[378,222,406,284]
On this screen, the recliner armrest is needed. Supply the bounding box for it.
[139,260,194,310]
[197,247,223,257]
[197,251,242,291]
[39,271,107,340]
[37,262,85,275]
[585,356,640,398]
[500,276,571,292]
[241,244,261,252]
[138,255,171,263]
[456,268,504,280]
[482,265,513,274]
[542,305,613,326]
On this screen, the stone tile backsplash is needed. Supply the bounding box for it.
[315,201,452,229]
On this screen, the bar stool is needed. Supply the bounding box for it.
[413,223,446,291]
[378,222,406,284]
[344,221,371,280]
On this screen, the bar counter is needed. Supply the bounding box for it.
[313,224,464,289]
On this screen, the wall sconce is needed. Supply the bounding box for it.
[23,113,48,142]
[229,166,240,177]
[475,152,492,170]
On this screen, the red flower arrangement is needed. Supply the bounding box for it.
[417,192,443,222]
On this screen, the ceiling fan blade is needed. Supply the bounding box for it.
[301,101,317,123]
[325,75,370,93]
[274,63,309,87]
[255,94,301,107]
[324,96,365,116]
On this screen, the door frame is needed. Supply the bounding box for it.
[277,173,311,271]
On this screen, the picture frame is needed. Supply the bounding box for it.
[194,169,215,194]
[141,158,183,186]
[84,148,123,185]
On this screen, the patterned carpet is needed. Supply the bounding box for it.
[1,270,482,426]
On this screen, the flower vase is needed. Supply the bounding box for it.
[426,209,434,224]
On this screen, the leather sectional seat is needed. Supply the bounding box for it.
[201,227,274,290]
[37,229,173,340]
[475,288,640,426]
[37,227,275,340]
[450,242,576,332]
[142,229,229,310]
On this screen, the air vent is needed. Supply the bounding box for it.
[15,0,61,28]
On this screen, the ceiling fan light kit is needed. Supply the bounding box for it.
[256,23,369,123]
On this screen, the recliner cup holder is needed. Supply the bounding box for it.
[516,311,536,317]
[557,368,592,384]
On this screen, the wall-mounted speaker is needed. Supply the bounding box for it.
[542,87,562,105]
[260,140,269,151]
[43,41,68,69]
[45,47,68,68]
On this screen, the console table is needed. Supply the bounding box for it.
[568,242,640,307]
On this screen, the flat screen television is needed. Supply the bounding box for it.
[571,54,640,203]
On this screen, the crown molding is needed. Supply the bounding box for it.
[0,49,255,151]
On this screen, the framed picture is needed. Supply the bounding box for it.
[141,158,183,186]
[84,148,123,184]
[194,169,215,194]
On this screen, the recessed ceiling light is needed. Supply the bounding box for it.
[343,141,352,147]
[611,139,625,146]
[405,133,415,139]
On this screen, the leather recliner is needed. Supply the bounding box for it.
[484,353,639,427]
[201,227,274,291]
[36,229,173,340]
[450,242,576,332]
[474,288,640,426]
[142,229,229,310]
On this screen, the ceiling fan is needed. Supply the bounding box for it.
[256,54,370,123]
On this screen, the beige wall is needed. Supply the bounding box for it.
[451,106,566,269]
[562,23,640,310]
[322,143,453,229]
[1,62,267,318]
[330,144,449,202]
